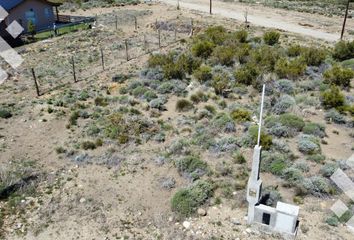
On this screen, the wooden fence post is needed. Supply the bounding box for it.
[144,34,148,52]
[134,16,137,30]
[71,56,77,82]
[158,29,161,48]
[125,40,129,61]
[115,15,118,30]
[31,68,40,97]
[174,27,177,41]
[191,18,194,36]
[100,48,105,71]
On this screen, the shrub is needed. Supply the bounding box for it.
[235,29,248,43]
[287,44,303,57]
[304,176,331,196]
[303,122,326,138]
[321,85,345,109]
[157,82,174,94]
[274,57,306,79]
[175,155,208,178]
[176,99,193,112]
[320,163,338,178]
[212,46,235,66]
[69,111,80,126]
[0,108,12,119]
[324,109,346,124]
[191,40,215,58]
[211,112,235,133]
[248,125,273,150]
[297,134,321,154]
[232,151,246,164]
[324,65,354,88]
[212,70,231,95]
[234,63,260,85]
[143,90,158,102]
[94,97,108,106]
[272,95,296,114]
[306,154,326,163]
[171,180,213,217]
[235,43,251,64]
[263,31,280,45]
[204,26,227,45]
[282,167,304,184]
[301,47,327,66]
[250,45,280,71]
[132,86,148,98]
[261,152,288,175]
[277,79,294,94]
[81,141,96,150]
[230,108,251,122]
[193,65,212,83]
[333,40,354,61]
[190,91,208,103]
[279,113,305,132]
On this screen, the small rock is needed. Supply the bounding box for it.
[245,228,252,234]
[231,218,241,225]
[183,221,191,229]
[79,198,86,203]
[197,208,207,216]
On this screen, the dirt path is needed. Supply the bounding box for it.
[161,0,350,42]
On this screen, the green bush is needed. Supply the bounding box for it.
[171,180,213,217]
[190,91,208,103]
[94,97,108,106]
[81,141,96,150]
[204,26,227,45]
[235,29,248,43]
[193,65,212,83]
[0,108,12,119]
[248,125,273,150]
[303,122,326,138]
[191,40,215,58]
[274,57,306,79]
[333,40,354,61]
[263,31,280,45]
[321,85,345,109]
[287,44,303,57]
[235,43,251,64]
[250,45,280,71]
[232,151,246,164]
[301,47,327,66]
[230,108,251,122]
[175,155,208,175]
[212,46,235,66]
[212,71,230,95]
[234,63,260,85]
[279,113,305,132]
[324,65,354,88]
[176,99,193,112]
[298,134,321,155]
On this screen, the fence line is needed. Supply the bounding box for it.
[28,18,193,96]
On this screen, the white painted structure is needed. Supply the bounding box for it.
[246,85,299,238]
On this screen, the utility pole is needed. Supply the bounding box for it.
[177,0,180,10]
[341,0,350,40]
[210,0,212,14]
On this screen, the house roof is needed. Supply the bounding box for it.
[0,0,61,11]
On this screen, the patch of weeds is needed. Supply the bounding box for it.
[190,91,208,103]
[272,95,296,114]
[324,65,354,88]
[247,125,273,150]
[176,99,193,112]
[279,113,305,132]
[333,40,354,61]
[325,109,346,124]
[81,141,96,150]
[306,154,326,163]
[171,180,213,217]
[55,146,66,154]
[234,63,260,86]
[303,122,326,138]
[175,155,208,180]
[274,57,306,79]
[263,31,280,45]
[321,85,345,109]
[232,151,246,164]
[230,108,251,123]
[0,108,12,119]
[211,112,235,133]
[193,65,213,83]
[301,47,327,66]
[94,97,108,107]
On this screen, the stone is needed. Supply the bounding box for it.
[231,218,241,225]
[197,208,207,216]
[79,198,86,203]
[183,221,191,229]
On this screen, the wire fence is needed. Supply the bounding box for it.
[23,16,194,96]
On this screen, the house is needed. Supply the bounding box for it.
[0,0,62,35]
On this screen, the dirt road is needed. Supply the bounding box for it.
[161,0,348,42]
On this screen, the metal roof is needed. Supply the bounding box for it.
[0,0,60,11]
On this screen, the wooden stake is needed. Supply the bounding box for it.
[191,18,194,36]
[100,48,105,71]
[31,68,40,97]
[144,34,148,52]
[125,40,129,61]
[158,29,161,48]
[115,15,118,30]
[134,16,137,30]
[210,0,212,15]
[71,56,77,82]
[341,0,350,40]
[174,27,177,41]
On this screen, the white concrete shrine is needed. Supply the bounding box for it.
[246,85,299,238]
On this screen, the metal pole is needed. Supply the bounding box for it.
[31,68,40,97]
[341,0,350,40]
[125,40,129,61]
[134,16,137,30]
[257,84,265,147]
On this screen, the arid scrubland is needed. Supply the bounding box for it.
[0,1,353,240]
